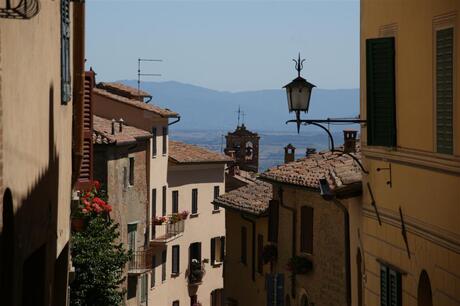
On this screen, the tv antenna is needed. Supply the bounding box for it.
[236,106,242,127]
[137,58,162,98]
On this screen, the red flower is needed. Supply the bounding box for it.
[93,180,101,191]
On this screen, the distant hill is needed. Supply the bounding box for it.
[120,80,360,132]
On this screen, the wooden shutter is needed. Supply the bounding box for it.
[172,190,179,213]
[162,186,167,216]
[366,37,396,147]
[162,126,168,154]
[192,189,198,214]
[257,234,264,274]
[151,255,156,287]
[436,28,454,154]
[162,250,167,281]
[172,245,180,274]
[151,189,157,238]
[241,227,247,264]
[389,269,401,306]
[300,206,314,254]
[211,238,216,264]
[214,186,220,210]
[61,0,71,103]
[380,265,389,306]
[76,72,94,189]
[152,127,157,157]
[268,200,279,243]
[220,236,225,262]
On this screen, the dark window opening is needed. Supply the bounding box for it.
[192,188,198,214]
[213,186,220,211]
[380,264,402,306]
[172,190,179,214]
[300,206,313,254]
[152,127,157,157]
[172,245,180,275]
[162,186,167,216]
[241,227,247,265]
[162,127,168,155]
[128,157,135,186]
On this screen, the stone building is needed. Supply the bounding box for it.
[0,0,86,304]
[213,180,272,306]
[360,1,460,305]
[225,124,260,173]
[260,141,362,306]
[148,140,230,306]
[92,115,153,305]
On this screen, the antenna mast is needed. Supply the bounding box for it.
[137,58,162,98]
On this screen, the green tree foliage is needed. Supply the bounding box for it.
[70,215,131,306]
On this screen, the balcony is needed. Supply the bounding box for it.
[150,219,185,244]
[128,248,153,275]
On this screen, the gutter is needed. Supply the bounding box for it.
[241,213,256,282]
[168,115,181,126]
[278,187,297,298]
[319,179,352,306]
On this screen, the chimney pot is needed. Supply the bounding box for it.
[111,119,116,135]
[306,147,316,157]
[119,118,124,133]
[343,129,358,153]
[284,143,296,163]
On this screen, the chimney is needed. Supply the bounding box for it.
[343,129,357,153]
[111,119,116,135]
[306,147,316,157]
[119,118,124,133]
[284,144,296,163]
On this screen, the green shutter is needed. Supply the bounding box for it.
[366,37,396,147]
[436,28,454,154]
[389,269,401,306]
[380,265,389,306]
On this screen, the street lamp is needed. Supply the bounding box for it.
[283,54,316,133]
[283,53,368,173]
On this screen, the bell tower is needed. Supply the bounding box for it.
[224,123,260,173]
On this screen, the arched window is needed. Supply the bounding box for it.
[300,294,309,306]
[417,270,433,306]
[245,142,254,160]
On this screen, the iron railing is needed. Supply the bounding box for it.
[128,248,153,274]
[150,220,185,243]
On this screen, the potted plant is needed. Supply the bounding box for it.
[154,216,168,225]
[286,256,313,275]
[180,210,189,220]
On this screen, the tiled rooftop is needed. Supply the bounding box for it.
[260,147,362,192]
[92,115,151,145]
[169,141,233,164]
[213,180,272,215]
[93,87,178,118]
[97,82,151,99]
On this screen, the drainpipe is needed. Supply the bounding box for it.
[241,213,256,282]
[168,116,181,126]
[278,187,297,298]
[319,179,351,306]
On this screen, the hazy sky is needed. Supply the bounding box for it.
[86,0,359,92]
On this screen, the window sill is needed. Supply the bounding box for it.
[171,272,181,278]
[190,213,199,218]
[212,209,221,214]
[211,262,223,268]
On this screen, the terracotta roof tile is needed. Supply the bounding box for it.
[97,82,151,99]
[169,141,233,164]
[213,180,272,215]
[92,115,151,145]
[93,87,179,118]
[260,146,362,192]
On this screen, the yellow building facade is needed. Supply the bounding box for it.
[360,1,460,305]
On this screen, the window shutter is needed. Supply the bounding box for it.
[220,236,226,262]
[268,200,279,243]
[162,127,168,154]
[436,28,454,154]
[389,269,401,306]
[172,191,179,214]
[162,250,167,281]
[380,265,389,306]
[151,255,156,287]
[366,37,396,147]
[211,238,216,264]
[129,157,135,186]
[61,0,71,103]
[214,186,220,210]
[152,127,157,157]
[151,189,157,238]
[162,186,167,216]
[192,189,198,214]
[300,206,314,254]
[276,274,285,306]
[172,245,180,274]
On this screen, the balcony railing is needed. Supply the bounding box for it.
[150,219,185,244]
[128,248,153,274]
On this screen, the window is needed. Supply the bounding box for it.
[128,157,135,186]
[162,127,168,155]
[140,274,148,303]
[61,0,71,103]
[257,234,264,274]
[300,206,313,254]
[151,255,156,288]
[162,186,167,216]
[211,237,225,265]
[380,264,402,306]
[172,245,180,275]
[417,270,433,306]
[152,127,157,157]
[173,301,179,306]
[213,186,220,211]
[161,250,167,281]
[436,27,454,154]
[266,274,284,306]
[268,200,279,243]
[128,224,137,251]
[366,37,396,147]
[151,189,157,238]
[172,191,179,214]
[211,289,224,306]
[191,188,198,214]
[241,227,247,265]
